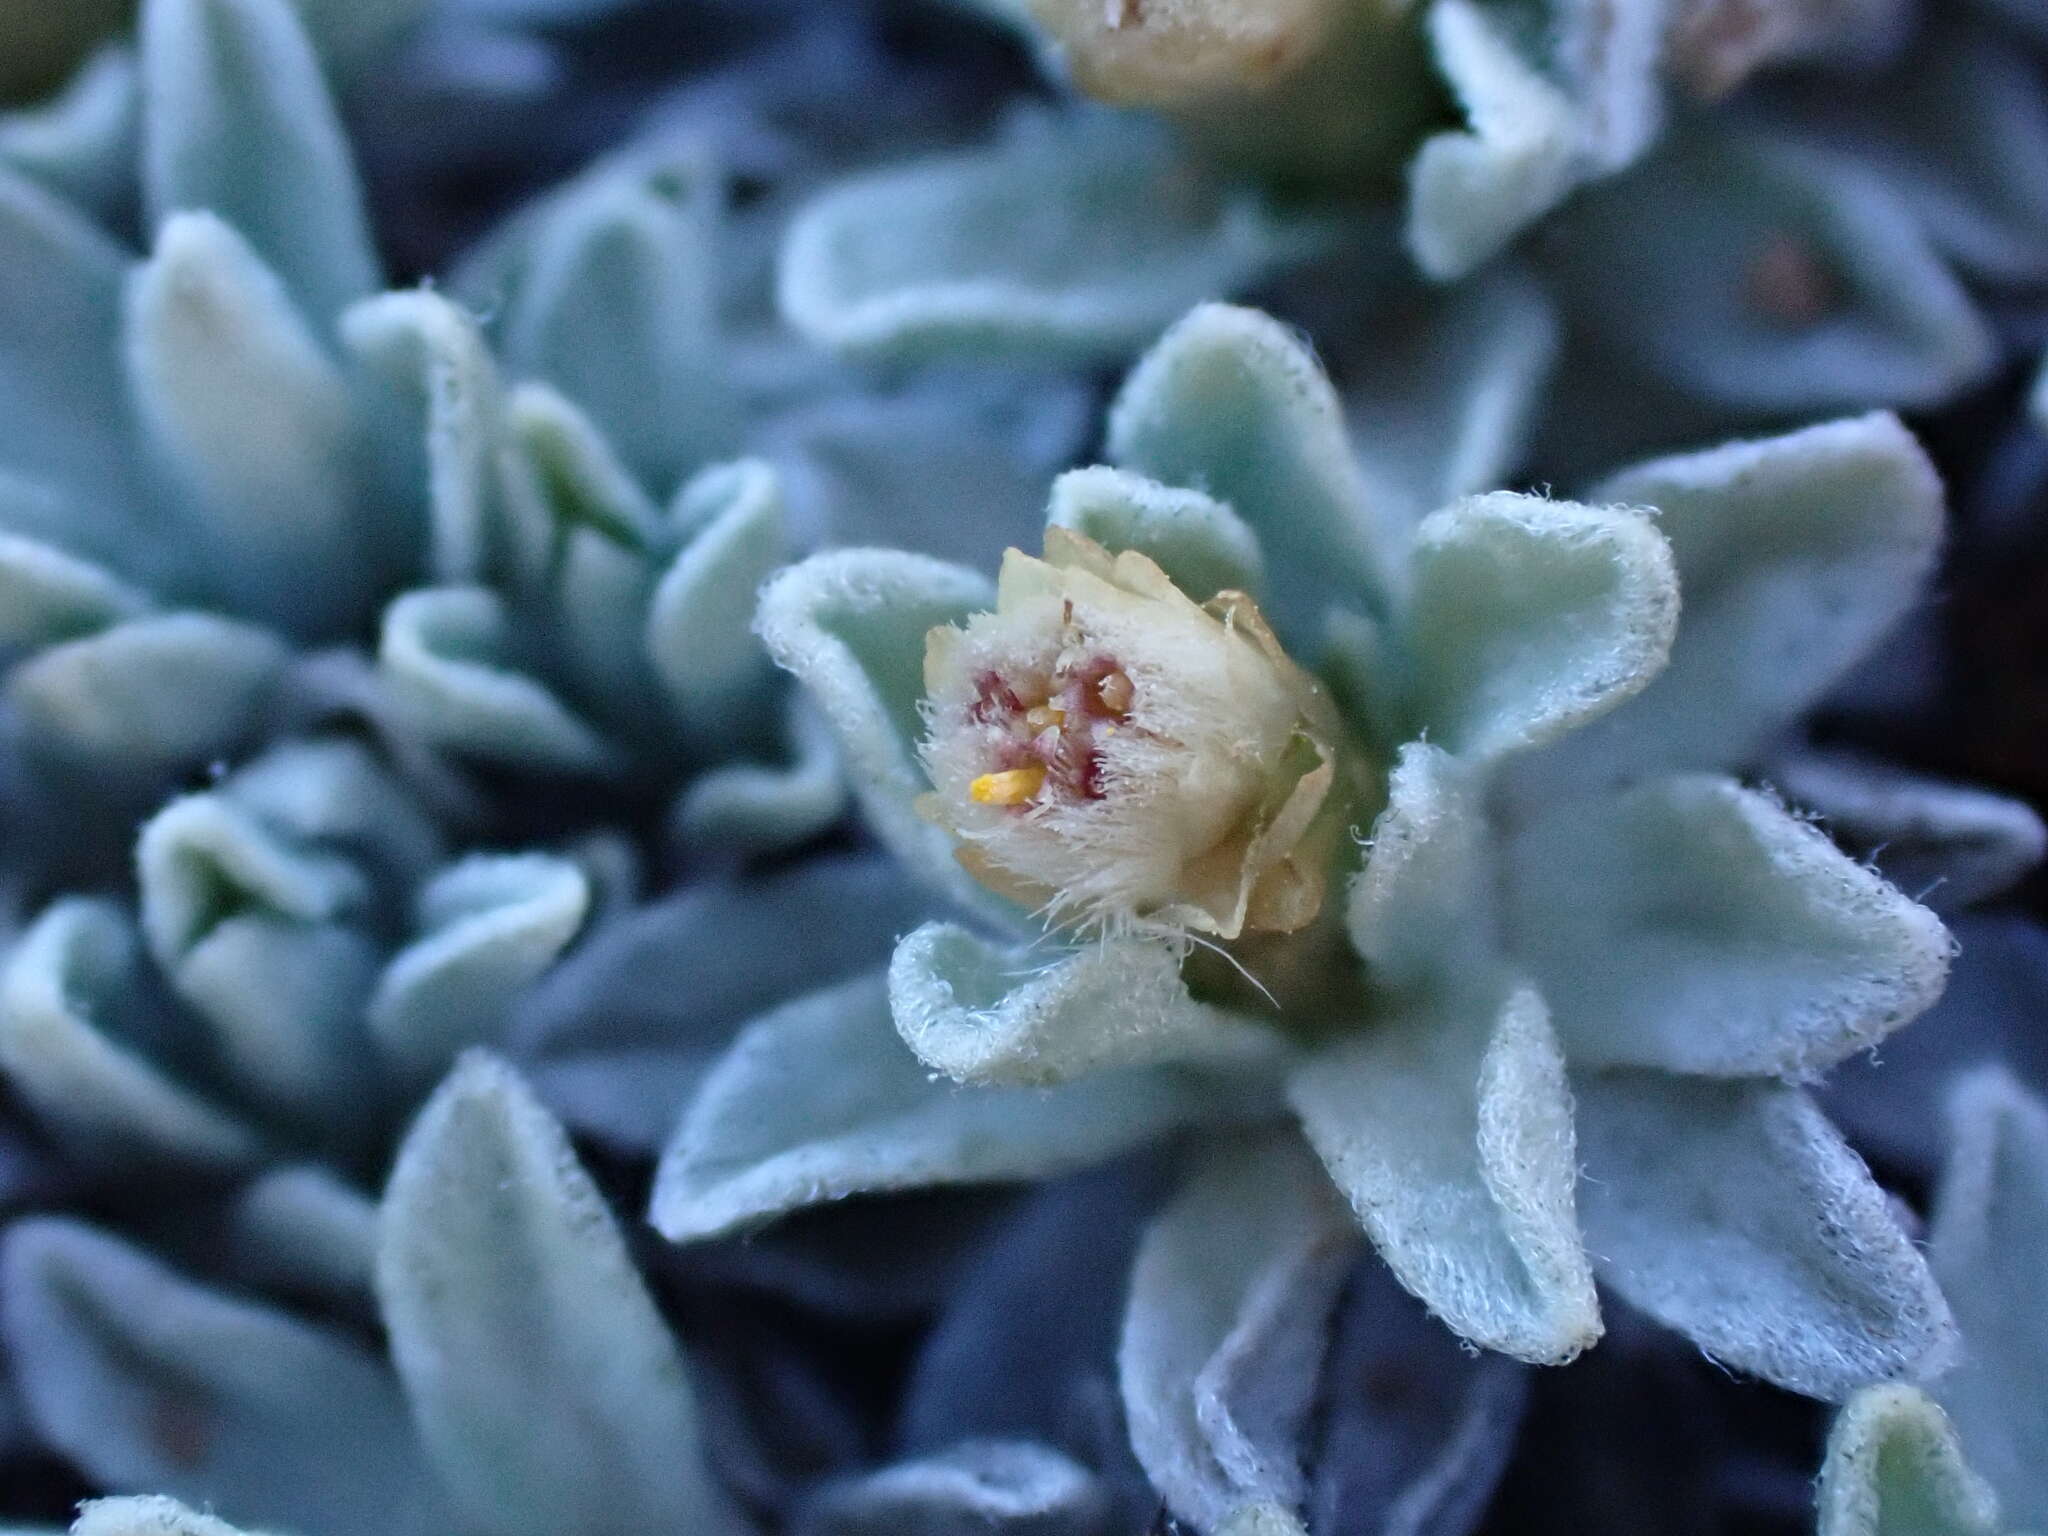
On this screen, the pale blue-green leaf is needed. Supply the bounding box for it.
[125,212,368,635]
[512,856,934,1151]
[378,1053,743,1536]
[369,853,589,1083]
[7,613,286,781]
[1319,605,1406,753]
[1347,742,1497,999]
[75,1496,261,1536]
[500,148,736,488]
[379,586,617,774]
[755,549,1007,917]
[1,1219,450,1536]
[136,790,383,1135]
[646,458,787,752]
[1927,1069,2048,1528]
[1817,1387,2003,1536]
[1575,1071,1955,1399]
[1120,1133,1359,1530]
[1404,492,1675,763]
[1522,413,1946,790]
[796,1442,1110,1536]
[651,972,1246,1242]
[1506,774,1952,1078]
[1288,985,1600,1365]
[0,163,139,514]
[0,46,137,218]
[1407,0,1665,280]
[499,380,658,599]
[780,110,1320,363]
[0,533,147,661]
[671,691,848,857]
[1773,752,2047,913]
[341,287,507,586]
[1046,466,1262,604]
[286,0,430,66]
[140,0,378,322]
[0,899,260,1171]
[1551,130,1994,414]
[228,1164,375,1300]
[890,922,1275,1087]
[1108,303,1390,630]
[218,736,444,889]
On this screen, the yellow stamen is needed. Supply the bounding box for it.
[1025,705,1067,733]
[970,766,1047,806]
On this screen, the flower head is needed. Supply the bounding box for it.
[917,528,1352,942]
[1024,0,1345,106]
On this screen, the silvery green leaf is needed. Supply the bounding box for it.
[671,692,848,857]
[7,613,287,783]
[125,212,370,635]
[379,586,616,774]
[651,972,1242,1242]
[513,856,934,1151]
[341,287,508,586]
[1288,984,1601,1365]
[498,380,658,604]
[795,1441,1110,1536]
[1306,1260,1528,1536]
[1773,752,2047,913]
[0,164,139,516]
[1817,1387,2003,1536]
[1108,303,1390,632]
[0,533,147,661]
[1926,1069,2048,1527]
[0,46,137,218]
[1119,1133,1359,1530]
[0,899,260,1171]
[1,1219,450,1536]
[755,549,1006,918]
[228,1163,375,1300]
[1574,1071,1955,1399]
[779,110,1320,363]
[136,787,384,1138]
[1046,466,1263,604]
[1403,492,1676,763]
[140,0,379,323]
[378,1053,744,1536]
[75,1496,260,1536]
[500,148,737,489]
[369,853,589,1084]
[1772,18,2048,285]
[1407,0,1665,280]
[220,736,443,885]
[646,458,787,753]
[1526,413,1946,789]
[1507,774,1952,1079]
[890,923,1275,1087]
[1551,130,1994,414]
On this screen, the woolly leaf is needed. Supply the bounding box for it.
[1109,303,1389,631]
[369,853,590,1084]
[75,1496,262,1536]
[671,693,848,856]
[1575,1072,1955,1399]
[0,46,138,219]
[1288,984,1601,1365]
[1817,1387,2002,1536]
[1119,1133,1358,1530]
[795,1441,1110,1536]
[1926,1069,2048,1528]
[378,1053,742,1536]
[779,111,1318,363]
[1,1219,448,1536]
[228,1164,375,1300]
[1347,742,1497,998]
[0,533,147,660]
[889,922,1275,1087]
[0,899,259,1171]
[651,972,1246,1242]
[1046,466,1263,604]
[1404,493,1676,763]
[1507,775,1952,1078]
[140,0,378,323]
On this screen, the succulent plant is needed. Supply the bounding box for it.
[645,296,2021,1533]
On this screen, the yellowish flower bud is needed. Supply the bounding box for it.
[1025,0,1346,106]
[918,529,1355,943]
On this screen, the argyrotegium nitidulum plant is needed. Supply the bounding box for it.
[1816,1069,2048,1536]
[653,300,1965,1534]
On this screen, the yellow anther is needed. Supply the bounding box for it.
[970,766,1047,806]
[1025,705,1067,733]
